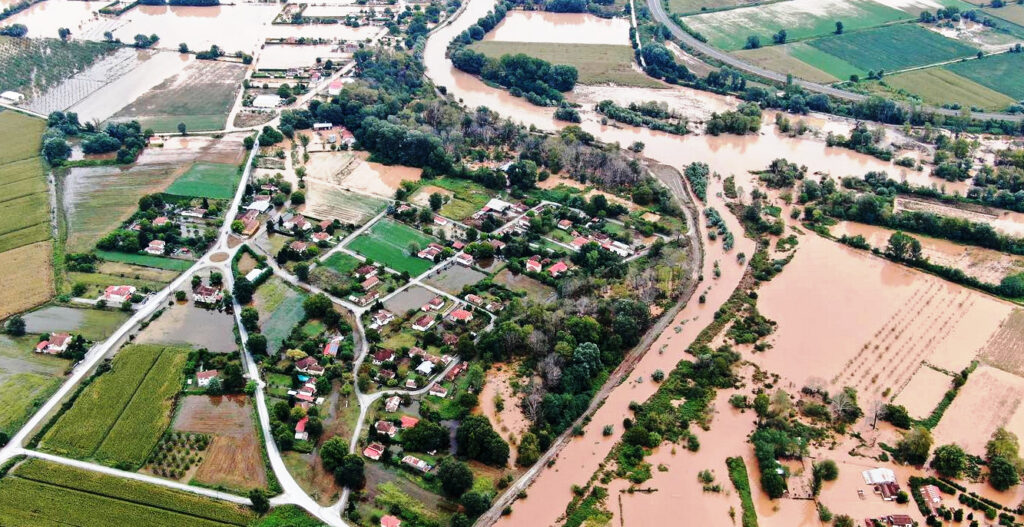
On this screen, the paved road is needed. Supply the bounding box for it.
[645,0,1024,123]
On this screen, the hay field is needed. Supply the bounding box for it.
[886,67,1016,111]
[0,242,53,320]
[945,52,1024,100]
[467,41,662,87]
[732,44,839,83]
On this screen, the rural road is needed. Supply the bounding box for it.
[644,0,1024,123]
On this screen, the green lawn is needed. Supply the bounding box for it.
[68,271,168,298]
[684,0,910,51]
[807,24,978,73]
[0,373,61,437]
[164,162,240,200]
[0,458,254,526]
[945,52,1024,101]
[885,67,1016,111]
[321,252,361,275]
[95,250,194,271]
[347,219,436,275]
[732,44,840,82]
[467,41,663,88]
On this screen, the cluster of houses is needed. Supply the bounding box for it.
[862,468,902,501]
[565,226,634,258]
[525,255,570,278]
[34,332,72,355]
[349,263,383,307]
[312,121,356,147]
[470,198,530,223]
[863,515,913,527]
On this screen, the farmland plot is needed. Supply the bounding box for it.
[22,306,129,342]
[807,24,978,73]
[885,67,1016,111]
[304,179,388,225]
[24,47,152,117]
[0,335,67,436]
[347,219,437,275]
[254,277,307,354]
[173,395,268,491]
[0,242,53,320]
[0,36,113,99]
[164,162,241,200]
[945,51,1024,100]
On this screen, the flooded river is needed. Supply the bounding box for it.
[482,11,630,44]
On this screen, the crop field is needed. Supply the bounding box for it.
[979,309,1024,376]
[164,162,241,200]
[985,3,1024,25]
[667,0,763,15]
[254,277,307,354]
[321,252,361,275]
[0,458,254,527]
[0,242,53,320]
[173,395,267,491]
[807,24,978,73]
[95,250,194,271]
[732,44,840,82]
[885,67,1016,111]
[0,111,50,283]
[109,60,246,133]
[682,0,910,51]
[0,335,67,436]
[467,41,663,87]
[347,219,436,275]
[41,345,187,468]
[303,181,388,225]
[945,52,1024,101]
[0,36,114,99]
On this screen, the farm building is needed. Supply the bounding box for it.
[244,268,264,282]
[196,369,220,388]
[102,285,136,304]
[0,91,25,104]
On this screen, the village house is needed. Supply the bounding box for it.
[547,261,569,277]
[488,239,506,252]
[355,264,378,279]
[417,243,444,260]
[193,285,223,305]
[312,231,331,243]
[433,216,448,226]
[448,309,473,323]
[370,309,394,330]
[465,293,483,305]
[295,357,325,376]
[415,361,434,376]
[402,455,431,473]
[921,484,942,511]
[102,285,136,304]
[375,420,397,438]
[886,515,913,527]
[153,216,170,227]
[445,362,468,382]
[361,275,380,290]
[380,514,401,527]
[294,416,309,441]
[363,442,385,461]
[385,395,401,413]
[323,338,341,358]
[145,239,166,255]
[452,241,465,250]
[455,253,474,266]
[372,349,395,365]
[428,383,448,398]
[377,368,395,382]
[289,240,309,253]
[196,369,219,388]
[181,208,206,219]
[349,290,379,306]
[421,296,444,312]
[525,257,542,273]
[412,315,435,332]
[557,219,573,230]
[400,415,419,429]
[35,332,72,355]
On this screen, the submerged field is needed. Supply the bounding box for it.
[467,41,663,87]
[40,344,188,468]
[0,36,114,99]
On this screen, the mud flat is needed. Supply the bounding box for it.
[892,364,954,419]
[572,84,732,124]
[482,11,630,44]
[756,234,1013,401]
[894,196,1024,237]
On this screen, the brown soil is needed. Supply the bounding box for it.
[173,395,267,490]
[979,309,1024,376]
[237,253,258,274]
[209,252,229,262]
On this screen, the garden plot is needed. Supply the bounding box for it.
[254,277,307,355]
[424,264,488,294]
[382,285,437,314]
[135,298,236,353]
[0,335,67,436]
[109,59,246,132]
[172,395,267,491]
[932,365,1024,455]
[304,179,388,225]
[21,306,129,342]
[683,0,910,51]
[891,364,954,419]
[347,219,437,275]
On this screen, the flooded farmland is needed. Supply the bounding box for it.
[482,11,631,44]
[4,0,104,39]
[84,4,278,52]
[257,43,349,70]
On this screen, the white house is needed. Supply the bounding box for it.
[197,369,220,388]
[102,285,136,304]
[145,240,166,255]
[415,361,434,376]
[244,268,264,282]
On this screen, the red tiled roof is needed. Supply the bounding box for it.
[400,415,419,429]
[196,369,219,380]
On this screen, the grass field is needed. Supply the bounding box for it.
[0,335,67,436]
[69,271,169,298]
[807,24,978,73]
[0,458,254,527]
[0,111,52,319]
[41,344,187,468]
[164,162,240,200]
[426,178,494,221]
[0,36,114,98]
[347,219,436,275]
[885,67,1016,111]
[732,44,839,82]
[984,7,1024,39]
[254,278,307,354]
[95,250,194,271]
[945,52,1024,101]
[667,0,765,16]
[109,60,245,133]
[467,41,663,88]
[321,252,361,275]
[683,0,910,51]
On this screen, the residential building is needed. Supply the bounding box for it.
[153,216,170,227]
[921,485,942,510]
[380,514,401,527]
[402,455,431,473]
[384,395,401,413]
[445,362,469,382]
[35,332,72,355]
[103,285,136,304]
[375,420,397,438]
[465,294,483,305]
[415,361,434,376]
[145,240,166,255]
[448,309,473,323]
[547,261,569,277]
[289,240,309,252]
[557,219,573,230]
[295,357,325,376]
[433,216,448,226]
[422,296,444,312]
[525,258,542,273]
[193,285,222,305]
[361,275,380,290]
[323,338,341,358]
[428,383,448,398]
[412,315,435,332]
[372,349,395,365]
[355,265,378,279]
[455,253,474,266]
[363,442,386,461]
[400,415,419,429]
[294,417,309,441]
[197,369,219,388]
[312,231,331,242]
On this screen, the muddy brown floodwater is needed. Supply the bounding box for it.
[482,11,630,44]
[5,0,103,38]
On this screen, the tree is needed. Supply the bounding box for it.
[248,488,269,514]
[295,262,309,282]
[456,415,509,466]
[517,432,541,466]
[303,293,333,318]
[334,454,365,488]
[179,42,189,53]
[4,315,26,336]
[437,457,474,497]
[231,220,244,233]
[930,444,967,478]
[246,334,267,355]
[895,426,933,465]
[58,27,71,41]
[745,35,761,49]
[813,459,839,481]
[429,192,443,211]
[835,21,844,34]
[241,307,259,331]
[882,404,911,429]
[460,491,491,517]
[178,122,187,136]
[988,455,1020,491]
[401,420,448,452]
[42,137,71,165]
[885,232,922,262]
[773,29,787,44]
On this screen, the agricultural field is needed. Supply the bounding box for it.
[40,344,188,468]
[932,365,1024,455]
[884,67,1016,111]
[412,178,494,221]
[0,111,51,318]
[135,300,237,353]
[253,277,308,354]
[945,51,1024,101]
[321,252,361,275]
[424,265,488,294]
[467,41,663,87]
[667,0,763,15]
[0,335,67,436]
[109,60,246,133]
[682,0,910,51]
[94,250,194,271]
[807,24,978,73]
[732,44,840,82]
[172,395,268,491]
[0,36,114,99]
[68,263,175,299]
[22,306,129,342]
[303,180,388,225]
[979,309,1024,377]
[347,219,436,275]
[0,458,255,527]
[985,3,1024,26]
[164,162,241,200]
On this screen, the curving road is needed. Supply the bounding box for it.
[645,0,1024,123]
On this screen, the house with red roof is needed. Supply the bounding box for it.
[557,219,573,230]
[385,395,401,413]
[380,514,401,527]
[372,349,395,365]
[375,420,397,438]
[428,383,448,398]
[363,442,385,461]
[355,265,378,279]
[145,239,166,255]
[323,338,341,358]
[295,357,325,376]
[465,294,484,305]
[370,309,394,329]
[35,332,72,355]
[153,216,170,227]
[193,285,222,305]
[402,455,431,473]
[289,240,309,253]
[361,275,380,290]
[448,309,473,323]
[400,415,419,429]
[525,258,542,273]
[312,231,331,242]
[456,253,474,266]
[294,417,309,441]
[547,261,569,277]
[103,285,136,303]
[196,369,219,388]
[421,296,444,312]
[446,362,468,382]
[412,315,435,332]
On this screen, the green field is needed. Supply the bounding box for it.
[347,219,436,275]
[40,344,188,468]
[945,52,1024,101]
[0,458,254,526]
[254,278,307,354]
[0,36,114,98]
[684,0,910,51]
[984,7,1024,39]
[807,24,978,73]
[466,41,664,88]
[667,0,766,16]
[733,43,840,82]
[0,112,48,253]
[0,335,67,436]
[95,250,194,271]
[886,67,1016,111]
[424,178,494,221]
[109,60,246,133]
[68,270,169,298]
[164,162,240,200]
[321,252,361,275]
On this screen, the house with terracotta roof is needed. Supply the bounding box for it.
[350,290,380,306]
[145,239,166,255]
[294,417,309,441]
[363,442,385,460]
[375,420,397,438]
[385,395,401,413]
[428,383,448,398]
[412,315,435,332]
[35,332,72,355]
[465,294,483,305]
[448,309,473,323]
[380,514,401,527]
[295,357,325,376]
[921,484,942,510]
[289,240,309,253]
[362,275,380,290]
[312,231,331,242]
[372,349,395,365]
[417,243,443,260]
[193,285,223,305]
[355,265,378,279]
[488,239,506,251]
[445,362,468,382]
[456,252,474,266]
[547,261,569,277]
[433,216,448,226]
[557,219,573,230]
[400,415,419,429]
[103,285,136,303]
[370,309,394,329]
[525,258,543,273]
[197,369,219,388]
[323,338,341,358]
[153,216,170,227]
[422,296,444,312]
